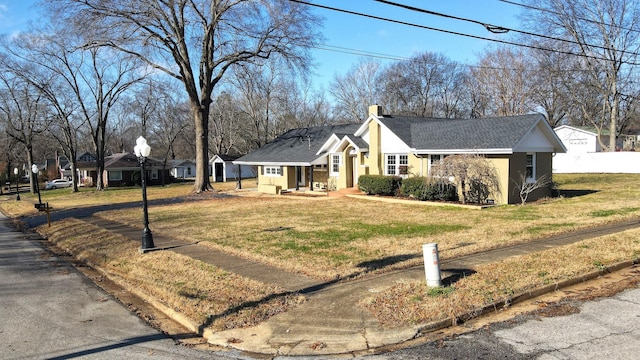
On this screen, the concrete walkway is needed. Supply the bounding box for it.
[74,215,640,356]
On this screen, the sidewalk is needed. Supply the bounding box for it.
[81,216,640,356]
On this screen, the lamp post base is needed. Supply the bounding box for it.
[139,227,155,253]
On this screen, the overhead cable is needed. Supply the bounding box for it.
[287,0,638,65]
[374,0,639,58]
[497,0,640,35]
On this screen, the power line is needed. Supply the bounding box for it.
[312,44,409,61]
[374,0,639,58]
[287,0,638,65]
[497,0,640,35]
[311,40,592,74]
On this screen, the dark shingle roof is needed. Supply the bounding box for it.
[380,114,543,150]
[235,124,361,165]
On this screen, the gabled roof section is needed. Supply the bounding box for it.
[167,159,195,168]
[317,133,369,155]
[234,123,361,166]
[211,154,239,162]
[104,153,164,169]
[379,113,565,154]
[554,125,605,136]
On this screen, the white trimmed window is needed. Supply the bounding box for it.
[264,166,282,177]
[151,170,158,180]
[108,170,122,181]
[385,154,409,176]
[525,153,536,182]
[330,154,341,175]
[428,154,449,174]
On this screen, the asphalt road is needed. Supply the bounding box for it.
[0,213,240,360]
[360,280,640,360]
[2,207,639,360]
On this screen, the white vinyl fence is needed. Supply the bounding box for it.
[553,152,640,174]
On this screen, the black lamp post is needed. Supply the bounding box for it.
[31,164,42,205]
[14,168,20,201]
[134,136,155,252]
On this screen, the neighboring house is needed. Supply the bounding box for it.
[553,125,604,153]
[77,152,169,187]
[234,105,566,204]
[76,153,97,186]
[209,154,256,183]
[553,124,636,152]
[168,159,196,179]
[553,126,640,174]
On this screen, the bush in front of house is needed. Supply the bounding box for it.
[358,175,402,196]
[400,177,459,202]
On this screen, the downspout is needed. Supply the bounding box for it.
[414,153,425,177]
[309,165,314,191]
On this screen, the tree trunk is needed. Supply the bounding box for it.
[95,151,105,190]
[609,79,618,152]
[192,104,212,193]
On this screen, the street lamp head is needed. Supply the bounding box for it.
[134,136,151,158]
[31,164,38,174]
[14,168,18,175]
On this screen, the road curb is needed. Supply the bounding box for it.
[416,258,639,337]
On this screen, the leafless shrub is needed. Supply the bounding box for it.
[513,172,552,205]
[431,154,500,204]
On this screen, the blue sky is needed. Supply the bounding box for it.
[310,0,521,87]
[0,0,522,88]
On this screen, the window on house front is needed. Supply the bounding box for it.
[385,154,409,176]
[187,167,192,175]
[152,170,158,180]
[264,166,282,177]
[80,154,94,162]
[386,155,397,175]
[330,154,341,175]
[525,153,536,182]
[108,171,122,181]
[428,154,449,174]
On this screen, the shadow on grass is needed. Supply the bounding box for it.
[442,268,477,287]
[21,192,237,229]
[356,253,421,272]
[558,189,599,198]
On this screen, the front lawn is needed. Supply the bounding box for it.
[4,174,640,330]
[92,174,640,280]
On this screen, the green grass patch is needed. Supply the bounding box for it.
[427,286,456,297]
[525,222,576,235]
[286,223,468,246]
[590,207,639,218]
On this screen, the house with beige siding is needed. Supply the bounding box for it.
[234,105,566,204]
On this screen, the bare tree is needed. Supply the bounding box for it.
[470,47,534,117]
[50,0,322,192]
[378,52,462,118]
[330,59,381,122]
[526,45,572,127]
[12,25,146,190]
[0,68,49,193]
[513,172,552,205]
[522,0,640,151]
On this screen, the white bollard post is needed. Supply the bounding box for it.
[423,243,442,287]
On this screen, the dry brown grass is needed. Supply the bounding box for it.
[39,218,300,331]
[4,174,640,329]
[362,228,640,327]
[93,174,640,280]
